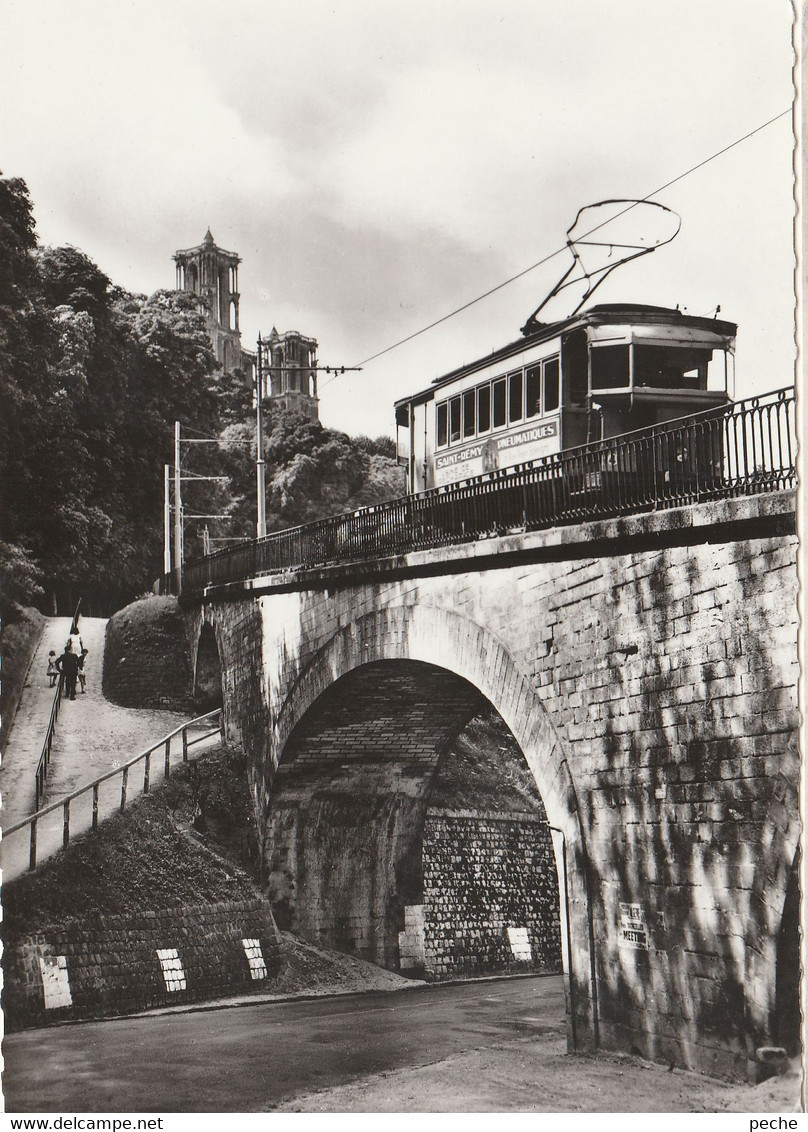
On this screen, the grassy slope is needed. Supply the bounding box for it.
[3,743,260,927]
[428,709,546,814]
[0,604,46,742]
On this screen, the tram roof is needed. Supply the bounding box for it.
[394,304,737,408]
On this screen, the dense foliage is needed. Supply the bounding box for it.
[216,414,402,540]
[0,176,404,614]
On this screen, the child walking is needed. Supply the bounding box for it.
[77,649,89,694]
[47,651,58,687]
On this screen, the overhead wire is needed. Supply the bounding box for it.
[318,107,790,391]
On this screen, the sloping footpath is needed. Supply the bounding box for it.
[1,616,195,878]
[0,615,72,826]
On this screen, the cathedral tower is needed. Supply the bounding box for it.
[173,229,244,372]
[172,231,320,421]
[258,328,319,421]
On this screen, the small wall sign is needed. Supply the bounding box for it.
[619,902,650,949]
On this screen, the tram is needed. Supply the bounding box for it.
[394,303,736,495]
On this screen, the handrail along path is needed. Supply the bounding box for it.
[4,708,224,878]
[34,598,83,809]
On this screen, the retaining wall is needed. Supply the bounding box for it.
[3,897,281,1031]
[419,810,562,979]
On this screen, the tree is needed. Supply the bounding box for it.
[0,175,222,612]
[208,407,405,546]
[0,173,405,610]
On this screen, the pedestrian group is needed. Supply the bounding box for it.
[50,621,89,701]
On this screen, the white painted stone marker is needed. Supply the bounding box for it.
[398,904,426,969]
[39,955,72,1009]
[156,947,187,991]
[242,938,268,980]
[506,926,532,961]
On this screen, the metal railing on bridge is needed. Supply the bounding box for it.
[171,387,795,596]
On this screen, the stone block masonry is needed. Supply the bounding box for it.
[3,897,281,1031]
[183,492,799,1079]
[422,811,562,980]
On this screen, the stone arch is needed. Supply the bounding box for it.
[268,602,596,1048]
[273,605,579,834]
[193,621,224,711]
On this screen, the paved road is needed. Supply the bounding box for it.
[3,976,566,1113]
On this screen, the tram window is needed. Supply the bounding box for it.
[525,365,540,418]
[633,344,705,389]
[544,358,560,411]
[462,390,476,438]
[707,350,729,393]
[591,344,629,389]
[493,378,507,428]
[508,371,523,422]
[437,402,448,447]
[449,396,461,443]
[477,384,491,433]
[565,330,589,404]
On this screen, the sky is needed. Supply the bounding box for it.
[1,0,796,438]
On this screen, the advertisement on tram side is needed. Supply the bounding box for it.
[433,417,560,486]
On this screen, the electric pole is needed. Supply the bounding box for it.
[173,421,183,586]
[255,337,267,539]
[163,464,171,575]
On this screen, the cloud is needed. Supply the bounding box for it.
[0,0,795,439]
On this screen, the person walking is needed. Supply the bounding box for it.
[67,624,83,657]
[77,648,89,694]
[55,643,80,701]
[46,651,59,687]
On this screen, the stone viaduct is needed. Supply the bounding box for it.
[178,491,799,1080]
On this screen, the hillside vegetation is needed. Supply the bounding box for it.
[0,602,45,739]
[0,175,404,617]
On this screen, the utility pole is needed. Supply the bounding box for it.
[163,464,171,574]
[255,337,267,539]
[173,420,183,586]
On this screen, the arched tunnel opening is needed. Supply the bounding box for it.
[194,624,224,711]
[264,660,563,980]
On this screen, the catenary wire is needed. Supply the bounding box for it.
[318,107,790,390]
